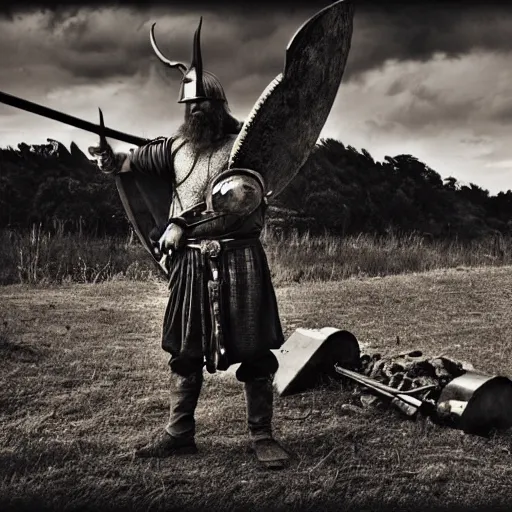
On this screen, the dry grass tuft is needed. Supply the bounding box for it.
[262,230,512,286]
[0,325,41,363]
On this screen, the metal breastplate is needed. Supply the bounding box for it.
[170,135,236,218]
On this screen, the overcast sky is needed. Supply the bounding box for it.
[0,0,511,194]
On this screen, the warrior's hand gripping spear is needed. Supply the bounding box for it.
[88,109,122,175]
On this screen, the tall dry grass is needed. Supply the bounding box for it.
[261,228,511,285]
[0,226,510,285]
[0,225,157,285]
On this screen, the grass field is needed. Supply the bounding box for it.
[1,227,511,286]
[1,266,512,511]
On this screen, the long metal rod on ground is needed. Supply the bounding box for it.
[334,364,424,417]
[334,364,436,396]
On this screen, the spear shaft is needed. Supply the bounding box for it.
[0,90,148,147]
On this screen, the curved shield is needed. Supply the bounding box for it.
[115,172,171,278]
[229,0,354,197]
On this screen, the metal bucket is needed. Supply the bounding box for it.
[436,371,512,436]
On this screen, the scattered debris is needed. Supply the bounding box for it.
[337,349,512,436]
[359,350,467,399]
[335,365,426,417]
[273,328,512,437]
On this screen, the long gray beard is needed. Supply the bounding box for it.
[177,110,225,152]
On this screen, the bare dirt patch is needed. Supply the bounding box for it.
[1,268,512,511]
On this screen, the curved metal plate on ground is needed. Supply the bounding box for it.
[115,173,171,278]
[273,327,360,396]
[229,0,354,198]
[437,371,512,436]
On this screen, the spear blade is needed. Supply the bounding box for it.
[98,107,108,149]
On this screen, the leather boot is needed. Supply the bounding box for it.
[135,370,203,458]
[135,431,197,458]
[166,370,203,439]
[244,376,290,469]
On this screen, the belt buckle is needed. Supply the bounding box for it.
[200,239,221,258]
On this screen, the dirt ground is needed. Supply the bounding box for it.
[1,266,512,511]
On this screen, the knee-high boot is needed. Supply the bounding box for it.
[244,375,275,441]
[135,370,203,458]
[166,370,203,439]
[244,375,290,468]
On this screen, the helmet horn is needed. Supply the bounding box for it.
[150,23,187,75]
[190,17,206,98]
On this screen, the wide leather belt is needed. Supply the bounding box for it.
[185,237,260,251]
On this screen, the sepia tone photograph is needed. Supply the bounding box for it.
[1,0,512,511]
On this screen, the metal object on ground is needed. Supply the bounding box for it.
[335,365,436,397]
[436,371,512,436]
[334,365,426,417]
[273,327,360,396]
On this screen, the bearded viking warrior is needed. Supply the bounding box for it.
[87,1,354,468]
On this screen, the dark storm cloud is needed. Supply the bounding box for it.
[346,1,512,77]
[0,5,310,100]
[490,102,512,125]
[1,0,511,89]
[0,1,327,14]
[31,5,290,81]
[42,8,153,80]
[0,0,510,120]
[41,2,512,81]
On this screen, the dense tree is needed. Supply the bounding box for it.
[0,139,128,235]
[273,139,512,239]
[1,137,511,239]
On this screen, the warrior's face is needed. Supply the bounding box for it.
[178,99,227,151]
[187,99,218,119]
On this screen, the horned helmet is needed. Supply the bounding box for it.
[150,17,227,104]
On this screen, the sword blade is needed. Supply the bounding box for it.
[0,90,148,147]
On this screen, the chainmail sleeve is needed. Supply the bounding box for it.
[128,136,176,184]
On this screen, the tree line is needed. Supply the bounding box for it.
[1,137,511,240]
